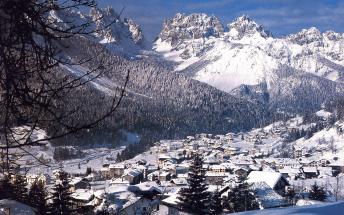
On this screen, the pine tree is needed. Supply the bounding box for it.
[0,174,14,199]
[224,175,259,213]
[13,173,28,203]
[285,187,296,205]
[335,99,344,121]
[49,170,74,215]
[86,167,92,176]
[209,189,223,215]
[309,183,326,201]
[28,180,48,215]
[178,153,210,214]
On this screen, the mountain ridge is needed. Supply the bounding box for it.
[154,13,344,112]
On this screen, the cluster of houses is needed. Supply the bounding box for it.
[14,130,342,214]
[3,113,341,214]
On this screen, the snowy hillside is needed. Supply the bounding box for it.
[154,14,344,91]
[154,14,344,111]
[234,201,344,215]
[292,121,344,162]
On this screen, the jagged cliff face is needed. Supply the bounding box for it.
[154,13,344,112]
[43,7,344,144]
[226,15,272,40]
[49,7,147,55]
[159,13,224,45]
[42,8,268,145]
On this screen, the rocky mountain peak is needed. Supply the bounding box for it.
[158,13,224,47]
[49,6,146,54]
[286,27,323,45]
[227,15,272,39]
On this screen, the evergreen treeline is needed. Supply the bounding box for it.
[48,36,267,146]
[309,183,327,201]
[177,154,259,214]
[53,146,85,161]
[178,153,210,214]
[0,170,77,215]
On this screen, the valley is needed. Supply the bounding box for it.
[1,2,344,215]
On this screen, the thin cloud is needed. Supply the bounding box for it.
[185,0,234,10]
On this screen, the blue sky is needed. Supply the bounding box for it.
[98,0,344,42]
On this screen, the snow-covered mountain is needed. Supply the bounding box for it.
[154,13,344,111]
[49,6,148,55]
[34,6,274,149]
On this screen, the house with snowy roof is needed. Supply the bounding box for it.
[104,184,160,215]
[69,177,90,192]
[278,167,302,180]
[205,172,229,185]
[122,169,143,185]
[233,167,250,178]
[71,189,94,213]
[301,166,319,179]
[318,167,333,178]
[26,173,51,186]
[329,160,344,176]
[224,147,241,156]
[203,155,221,165]
[159,171,172,181]
[209,164,227,173]
[251,182,289,209]
[158,154,171,165]
[170,178,187,186]
[247,171,289,195]
[109,163,126,178]
[128,181,162,198]
[161,193,182,215]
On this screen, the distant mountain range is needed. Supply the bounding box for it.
[43,7,344,145]
[45,7,268,146]
[154,13,344,112]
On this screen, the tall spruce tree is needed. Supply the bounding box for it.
[285,186,296,205]
[49,170,74,215]
[13,173,28,203]
[178,153,210,214]
[209,189,223,215]
[28,180,48,215]
[0,174,14,199]
[309,183,327,201]
[224,175,259,213]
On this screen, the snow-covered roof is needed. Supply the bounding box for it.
[71,189,94,201]
[128,181,162,194]
[247,171,285,189]
[205,172,229,177]
[317,167,332,176]
[109,164,125,169]
[315,110,332,118]
[110,178,130,185]
[94,190,105,199]
[177,174,188,178]
[170,178,187,185]
[160,171,171,177]
[210,164,227,169]
[161,193,181,206]
[278,167,301,175]
[158,154,171,159]
[251,182,288,209]
[302,167,318,173]
[69,177,85,185]
[105,184,141,212]
[124,169,142,177]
